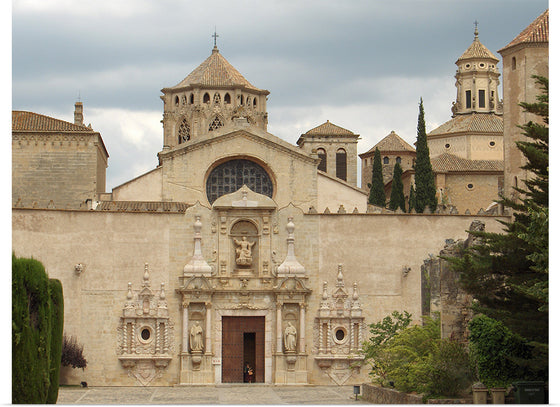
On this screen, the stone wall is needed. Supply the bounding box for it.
[361,383,423,404]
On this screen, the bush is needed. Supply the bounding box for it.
[47,279,64,404]
[61,335,87,369]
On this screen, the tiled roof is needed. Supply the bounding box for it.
[428,113,503,136]
[431,153,503,173]
[96,201,190,213]
[361,131,415,156]
[169,47,267,93]
[500,9,548,51]
[303,120,356,136]
[12,111,94,132]
[457,33,499,62]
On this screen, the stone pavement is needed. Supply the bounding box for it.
[57,385,369,404]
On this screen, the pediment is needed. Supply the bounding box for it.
[213,185,277,210]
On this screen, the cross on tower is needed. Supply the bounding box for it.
[473,20,479,38]
[212,29,219,47]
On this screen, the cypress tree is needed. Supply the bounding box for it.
[408,184,416,213]
[413,98,437,213]
[47,279,64,404]
[368,147,385,207]
[388,162,405,212]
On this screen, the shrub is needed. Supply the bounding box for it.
[47,279,64,404]
[61,334,88,369]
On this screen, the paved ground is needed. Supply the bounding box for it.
[57,385,368,404]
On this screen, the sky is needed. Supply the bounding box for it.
[10,0,550,191]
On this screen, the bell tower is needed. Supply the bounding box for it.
[452,24,502,117]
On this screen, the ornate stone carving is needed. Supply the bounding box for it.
[234,236,255,266]
[277,217,306,277]
[184,216,212,277]
[284,322,297,352]
[117,264,173,386]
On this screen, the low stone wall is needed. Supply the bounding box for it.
[361,384,472,404]
[362,383,423,404]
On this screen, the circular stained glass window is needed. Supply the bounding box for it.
[206,159,273,204]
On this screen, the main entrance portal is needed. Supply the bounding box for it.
[221,316,265,383]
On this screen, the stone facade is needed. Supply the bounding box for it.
[498,10,548,199]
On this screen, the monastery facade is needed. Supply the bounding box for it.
[12,11,547,386]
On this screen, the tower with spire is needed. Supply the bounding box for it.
[452,23,503,116]
[160,37,270,151]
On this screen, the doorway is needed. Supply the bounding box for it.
[222,316,264,383]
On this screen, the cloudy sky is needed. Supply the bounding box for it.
[11,0,549,190]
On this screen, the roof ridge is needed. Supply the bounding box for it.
[500,9,548,51]
[304,120,355,136]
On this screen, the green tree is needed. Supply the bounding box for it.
[448,76,548,382]
[408,184,416,213]
[413,98,437,213]
[368,147,385,207]
[388,162,405,212]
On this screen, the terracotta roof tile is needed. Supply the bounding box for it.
[169,47,267,93]
[457,34,499,62]
[361,131,415,156]
[500,9,548,52]
[96,201,190,213]
[428,113,503,136]
[12,111,94,132]
[303,120,356,136]
[431,153,503,173]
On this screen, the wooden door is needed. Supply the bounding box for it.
[222,316,265,383]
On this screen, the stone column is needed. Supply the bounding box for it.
[205,303,212,354]
[182,302,189,352]
[299,303,305,353]
[276,303,283,352]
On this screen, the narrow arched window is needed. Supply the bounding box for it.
[396,156,401,164]
[178,118,190,143]
[189,93,194,104]
[203,93,210,103]
[253,98,257,108]
[336,148,347,181]
[317,148,327,172]
[239,95,244,105]
[512,57,517,71]
[208,116,224,132]
[224,93,231,104]
[175,96,179,106]
[383,156,389,165]
[213,92,221,104]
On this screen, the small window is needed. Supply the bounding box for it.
[189,93,194,104]
[178,118,190,144]
[213,92,221,104]
[480,63,485,68]
[445,143,451,149]
[141,328,150,341]
[317,148,327,172]
[383,156,389,165]
[203,93,210,103]
[489,141,496,147]
[333,326,348,344]
[466,183,474,191]
[224,93,231,104]
[396,157,401,164]
[253,98,257,108]
[479,90,486,108]
[208,116,224,132]
[239,95,244,105]
[181,95,187,105]
[465,64,471,69]
[466,90,472,109]
[175,96,179,106]
[336,149,347,181]
[512,57,517,71]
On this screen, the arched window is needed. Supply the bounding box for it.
[213,92,221,104]
[189,93,194,104]
[181,95,187,106]
[239,95,244,105]
[383,156,389,165]
[203,93,210,103]
[317,148,327,172]
[175,96,179,106]
[208,116,224,132]
[466,90,472,109]
[178,118,190,144]
[336,148,347,181]
[206,159,273,204]
[512,57,517,71]
[253,98,257,108]
[478,90,486,108]
[224,93,231,104]
[396,156,401,164]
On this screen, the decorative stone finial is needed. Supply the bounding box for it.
[143,263,150,287]
[184,215,212,277]
[277,217,306,276]
[336,264,344,287]
[127,282,133,300]
[160,283,166,300]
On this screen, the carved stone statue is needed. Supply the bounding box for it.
[190,321,203,352]
[234,236,255,266]
[284,322,297,352]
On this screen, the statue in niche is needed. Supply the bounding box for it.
[284,322,297,352]
[190,321,203,352]
[234,236,255,266]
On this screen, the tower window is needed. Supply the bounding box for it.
[224,93,231,104]
[396,157,401,164]
[213,92,221,104]
[203,93,210,103]
[383,156,389,165]
[479,90,486,108]
[317,148,327,172]
[253,98,257,108]
[466,90,472,108]
[512,57,517,71]
[208,116,224,132]
[336,149,347,181]
[175,96,179,106]
[189,93,194,104]
[178,118,190,144]
[239,95,244,105]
